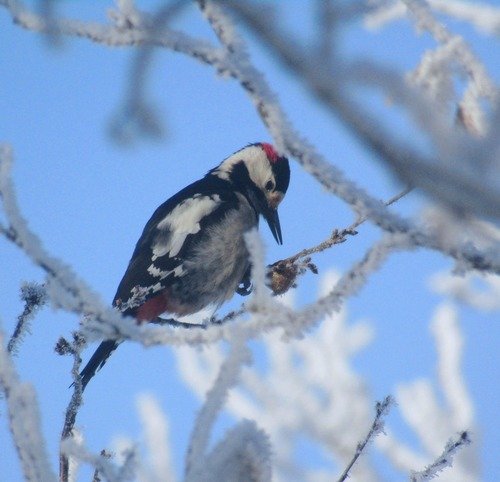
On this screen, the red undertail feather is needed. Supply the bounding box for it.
[136,294,169,321]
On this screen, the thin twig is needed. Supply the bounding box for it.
[91,450,112,482]
[109,0,188,143]
[152,316,207,329]
[337,396,394,482]
[7,282,47,355]
[267,186,412,294]
[410,431,471,482]
[58,334,85,482]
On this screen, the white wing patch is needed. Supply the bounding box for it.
[147,263,185,279]
[152,194,221,259]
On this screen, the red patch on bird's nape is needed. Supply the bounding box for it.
[261,142,279,163]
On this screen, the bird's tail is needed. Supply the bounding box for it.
[77,340,120,391]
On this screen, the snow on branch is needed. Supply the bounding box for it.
[2,3,498,275]
[136,394,177,482]
[0,330,57,482]
[337,396,394,482]
[200,420,272,482]
[7,282,47,355]
[430,270,500,311]
[185,335,252,480]
[410,431,472,482]
[404,0,497,135]
[0,145,128,332]
[365,0,500,36]
[431,304,473,432]
[220,2,500,274]
[61,436,137,482]
[377,299,477,479]
[176,271,378,480]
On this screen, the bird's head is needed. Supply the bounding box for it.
[211,142,290,244]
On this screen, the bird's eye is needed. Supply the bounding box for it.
[265,180,275,191]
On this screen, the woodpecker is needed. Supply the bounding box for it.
[78,143,290,390]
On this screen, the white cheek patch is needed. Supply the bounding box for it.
[213,145,271,185]
[247,157,274,190]
[153,194,221,259]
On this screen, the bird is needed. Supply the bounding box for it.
[77,142,290,390]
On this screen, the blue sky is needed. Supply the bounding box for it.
[1,2,499,481]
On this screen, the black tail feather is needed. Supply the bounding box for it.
[77,340,119,391]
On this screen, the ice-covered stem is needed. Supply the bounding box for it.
[268,186,412,294]
[410,431,471,481]
[81,232,401,348]
[185,335,252,480]
[7,282,47,355]
[365,1,500,35]
[403,0,497,100]
[284,233,410,338]
[404,0,497,137]
[431,303,473,430]
[228,5,492,268]
[58,333,85,482]
[109,0,188,144]
[91,450,113,482]
[337,396,394,482]
[222,2,500,271]
[202,420,272,482]
[3,5,498,272]
[0,145,129,335]
[0,330,57,482]
[137,394,177,482]
[61,436,137,482]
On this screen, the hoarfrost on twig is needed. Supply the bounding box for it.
[7,282,47,355]
[0,330,57,482]
[410,431,472,482]
[136,394,177,482]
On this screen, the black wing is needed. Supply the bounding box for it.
[112,176,238,314]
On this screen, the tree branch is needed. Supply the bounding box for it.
[337,396,394,482]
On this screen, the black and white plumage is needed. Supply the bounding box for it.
[78,143,290,390]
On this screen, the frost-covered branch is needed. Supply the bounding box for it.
[0,330,57,482]
[77,231,405,352]
[268,186,413,294]
[365,0,500,37]
[136,394,177,482]
[176,270,479,480]
[3,3,498,275]
[376,300,477,478]
[7,282,46,355]
[430,269,500,311]
[337,396,394,482]
[108,0,188,144]
[61,436,137,482]
[225,1,499,215]
[185,335,251,479]
[56,333,85,482]
[0,144,128,331]
[410,431,471,482]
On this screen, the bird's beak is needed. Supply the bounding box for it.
[263,206,283,245]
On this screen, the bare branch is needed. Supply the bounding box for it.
[0,330,57,481]
[410,431,472,481]
[337,396,394,482]
[267,186,413,295]
[185,336,251,479]
[59,332,85,482]
[7,282,47,355]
